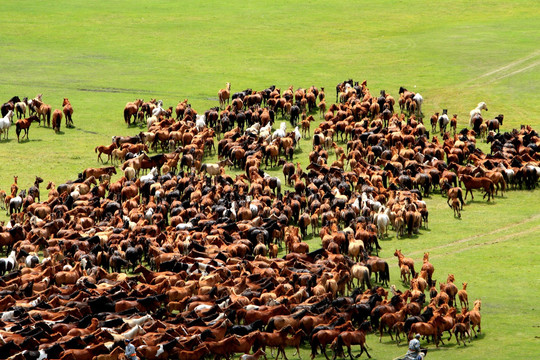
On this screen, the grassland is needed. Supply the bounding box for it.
[1,1,540,359]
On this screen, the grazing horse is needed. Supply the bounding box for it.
[32,98,52,126]
[124,99,143,125]
[15,115,40,142]
[459,174,495,202]
[0,110,14,140]
[52,109,62,133]
[218,82,231,109]
[63,98,74,127]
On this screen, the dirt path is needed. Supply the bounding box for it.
[464,50,540,84]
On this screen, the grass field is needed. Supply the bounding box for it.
[1,1,540,359]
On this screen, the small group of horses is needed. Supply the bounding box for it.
[1,95,74,142]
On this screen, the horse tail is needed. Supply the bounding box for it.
[310,334,320,357]
[383,262,390,283]
[15,122,21,141]
[266,318,276,333]
[490,182,495,195]
[365,269,372,289]
[124,107,130,124]
[407,213,414,235]
[95,146,99,153]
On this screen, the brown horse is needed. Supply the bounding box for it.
[124,99,143,125]
[469,299,482,337]
[218,82,231,109]
[52,109,62,133]
[408,315,446,347]
[95,143,118,163]
[394,249,416,277]
[62,98,74,127]
[459,174,495,202]
[331,322,372,360]
[15,115,40,142]
[32,99,51,126]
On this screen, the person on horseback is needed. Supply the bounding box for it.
[124,339,139,360]
[403,334,427,360]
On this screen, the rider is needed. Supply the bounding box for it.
[406,334,422,360]
[124,339,138,360]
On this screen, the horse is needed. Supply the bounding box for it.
[0,251,17,276]
[458,282,469,309]
[438,109,449,134]
[331,322,372,360]
[32,98,52,126]
[28,176,44,202]
[413,93,423,117]
[351,263,371,291]
[95,143,118,163]
[218,82,231,109]
[15,115,40,142]
[394,249,416,277]
[469,299,482,337]
[124,99,143,125]
[451,198,461,218]
[487,114,504,133]
[469,102,488,127]
[63,98,74,127]
[1,96,20,117]
[14,97,28,119]
[0,110,14,140]
[52,109,62,133]
[459,174,495,202]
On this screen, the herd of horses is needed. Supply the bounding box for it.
[0,79,538,360]
[0,95,74,142]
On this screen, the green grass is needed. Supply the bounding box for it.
[1,1,540,359]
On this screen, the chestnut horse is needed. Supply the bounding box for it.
[52,109,62,133]
[15,115,40,142]
[63,98,74,127]
[32,98,51,126]
[218,82,231,109]
[459,174,495,202]
[124,99,143,125]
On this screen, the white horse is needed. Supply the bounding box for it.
[413,93,423,117]
[0,110,14,140]
[293,126,301,147]
[373,206,390,239]
[140,167,158,184]
[272,122,287,140]
[195,114,206,132]
[469,102,488,127]
[438,109,450,134]
[151,100,166,117]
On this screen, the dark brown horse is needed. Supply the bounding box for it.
[459,174,495,202]
[15,115,40,142]
[63,98,74,127]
